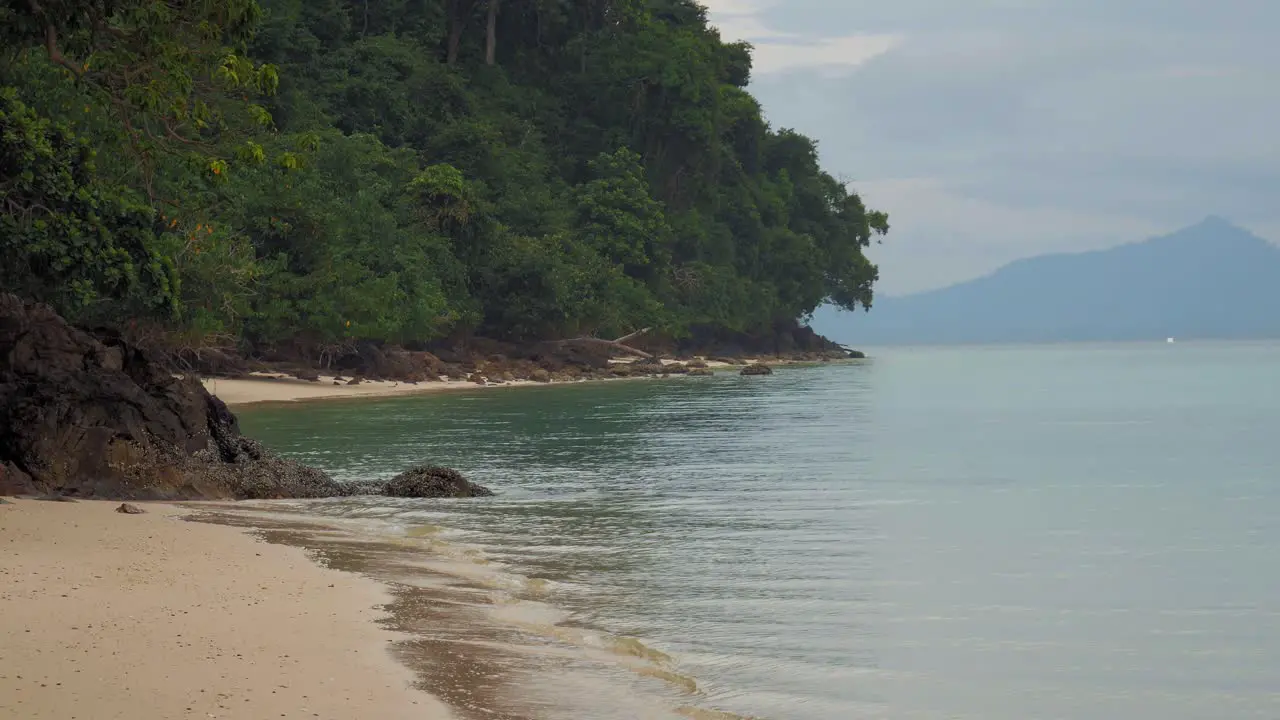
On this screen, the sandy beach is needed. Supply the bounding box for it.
[200,359,754,407]
[0,499,452,720]
[200,372,530,406]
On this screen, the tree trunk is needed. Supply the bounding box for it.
[559,336,652,359]
[447,0,467,65]
[614,327,651,345]
[485,0,499,65]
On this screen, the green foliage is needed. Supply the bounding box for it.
[0,88,176,315]
[1,0,280,185]
[575,149,673,277]
[1,0,888,350]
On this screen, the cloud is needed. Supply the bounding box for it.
[701,0,901,75]
[698,0,1280,293]
[749,34,902,76]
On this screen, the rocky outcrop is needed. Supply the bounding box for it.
[384,466,494,498]
[0,294,489,501]
[630,320,861,361]
[740,364,774,376]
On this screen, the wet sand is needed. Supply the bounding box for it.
[182,504,743,720]
[0,499,453,720]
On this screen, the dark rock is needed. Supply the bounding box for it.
[662,362,690,375]
[333,479,386,497]
[688,368,715,377]
[0,497,10,504]
[0,461,31,495]
[710,356,743,366]
[630,320,851,362]
[530,368,551,383]
[431,347,469,365]
[116,503,145,514]
[848,349,867,359]
[686,359,709,369]
[740,364,774,376]
[39,495,78,502]
[383,466,493,498]
[468,373,487,385]
[99,346,124,372]
[0,293,492,503]
[293,369,321,382]
[346,377,362,386]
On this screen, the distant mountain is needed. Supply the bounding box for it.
[811,216,1280,345]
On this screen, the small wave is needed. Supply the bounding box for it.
[487,598,572,627]
[604,635,674,664]
[404,523,445,537]
[636,666,698,693]
[676,706,758,720]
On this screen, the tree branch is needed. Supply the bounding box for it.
[27,0,84,76]
[556,335,652,359]
[613,327,651,344]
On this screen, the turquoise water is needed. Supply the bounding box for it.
[240,343,1280,719]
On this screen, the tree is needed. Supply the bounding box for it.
[573,148,672,283]
[0,89,176,315]
[2,0,889,355]
[1,0,279,196]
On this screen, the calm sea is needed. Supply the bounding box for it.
[232,342,1280,720]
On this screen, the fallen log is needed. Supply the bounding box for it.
[556,327,654,359]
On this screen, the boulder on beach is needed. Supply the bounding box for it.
[0,294,488,502]
[740,364,774,376]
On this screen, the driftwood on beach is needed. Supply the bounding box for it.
[0,294,489,501]
[553,327,654,359]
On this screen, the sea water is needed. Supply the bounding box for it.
[232,342,1280,719]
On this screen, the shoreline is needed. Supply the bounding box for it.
[202,358,810,407]
[177,501,739,720]
[201,371,542,407]
[0,499,453,720]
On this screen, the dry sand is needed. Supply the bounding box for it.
[201,372,531,406]
[201,359,761,407]
[0,498,453,720]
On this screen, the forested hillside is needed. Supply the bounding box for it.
[1,0,886,360]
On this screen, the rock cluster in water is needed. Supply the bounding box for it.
[0,294,489,501]
[384,466,495,498]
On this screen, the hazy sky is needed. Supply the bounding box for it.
[701,0,1279,295]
